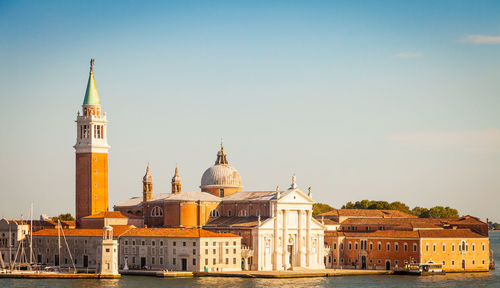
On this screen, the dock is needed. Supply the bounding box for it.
[120,270,194,277]
[0,272,120,279]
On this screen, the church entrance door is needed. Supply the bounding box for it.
[287,245,293,269]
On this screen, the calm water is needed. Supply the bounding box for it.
[2,231,500,288]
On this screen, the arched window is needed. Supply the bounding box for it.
[151,206,163,217]
[209,210,220,217]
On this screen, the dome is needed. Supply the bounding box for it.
[200,144,242,189]
[201,164,242,188]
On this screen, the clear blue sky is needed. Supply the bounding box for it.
[0,0,499,221]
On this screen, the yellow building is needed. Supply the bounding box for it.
[419,229,490,272]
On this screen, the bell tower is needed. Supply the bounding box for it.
[143,164,153,202]
[171,165,182,194]
[74,59,110,225]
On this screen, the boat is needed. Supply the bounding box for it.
[394,261,445,276]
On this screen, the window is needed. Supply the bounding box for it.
[378,243,381,251]
[173,258,176,265]
[404,243,408,252]
[193,242,196,246]
[106,249,110,252]
[226,249,229,254]
[160,257,163,265]
[125,240,128,245]
[151,206,163,217]
[213,258,216,265]
[183,242,186,247]
[205,259,208,265]
[452,260,455,265]
[334,243,337,250]
[472,244,475,251]
[452,244,455,252]
[472,260,475,265]
[233,249,236,254]
[220,189,225,197]
[482,243,485,251]
[395,243,399,251]
[193,258,196,265]
[152,241,156,246]
[193,249,196,255]
[209,210,220,217]
[213,242,216,246]
[426,244,429,252]
[443,243,446,252]
[369,243,373,250]
[206,242,209,246]
[482,260,485,264]
[348,243,352,250]
[205,249,208,255]
[443,260,445,265]
[213,249,216,254]
[233,241,236,246]
[355,242,358,250]
[142,241,145,246]
[152,257,155,264]
[238,210,248,216]
[173,249,176,255]
[160,241,163,246]
[173,242,176,246]
[133,240,136,245]
[226,258,229,264]
[233,258,236,264]
[387,243,390,251]
[433,244,436,252]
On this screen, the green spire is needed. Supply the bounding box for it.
[83,59,100,105]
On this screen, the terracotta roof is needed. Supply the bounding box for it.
[32,225,135,237]
[204,216,269,227]
[33,226,239,238]
[319,209,415,218]
[82,211,129,219]
[115,192,221,208]
[418,229,486,238]
[325,231,343,237]
[343,230,420,238]
[320,218,340,225]
[339,217,485,230]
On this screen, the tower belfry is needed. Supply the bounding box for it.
[74,59,110,225]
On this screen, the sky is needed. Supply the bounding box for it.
[0,0,499,222]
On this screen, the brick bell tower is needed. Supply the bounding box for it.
[74,59,110,225]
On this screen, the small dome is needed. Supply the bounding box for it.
[201,164,242,188]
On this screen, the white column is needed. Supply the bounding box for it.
[282,209,287,270]
[273,204,278,270]
[306,210,311,267]
[297,210,303,267]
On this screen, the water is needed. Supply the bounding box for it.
[2,232,500,288]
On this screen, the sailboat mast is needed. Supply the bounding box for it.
[8,224,11,270]
[58,220,61,270]
[29,202,33,266]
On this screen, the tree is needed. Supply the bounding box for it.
[52,213,75,222]
[313,203,334,216]
[340,200,460,218]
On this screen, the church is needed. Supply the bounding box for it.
[73,59,326,271]
[114,145,326,271]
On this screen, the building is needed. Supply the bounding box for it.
[32,226,241,272]
[0,218,29,267]
[74,59,110,225]
[323,215,491,272]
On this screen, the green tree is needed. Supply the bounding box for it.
[52,213,75,222]
[427,206,459,218]
[313,203,334,216]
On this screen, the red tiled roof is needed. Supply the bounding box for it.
[319,209,416,218]
[82,211,129,219]
[204,216,269,228]
[418,229,486,238]
[33,226,239,238]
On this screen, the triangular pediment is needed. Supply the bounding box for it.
[278,189,315,204]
